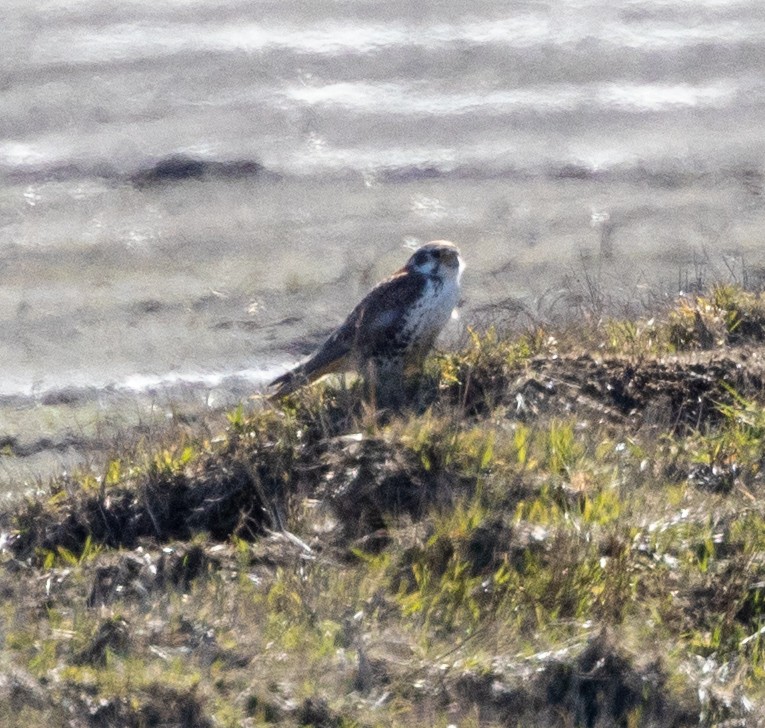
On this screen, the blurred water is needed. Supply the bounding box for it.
[1,0,765,489]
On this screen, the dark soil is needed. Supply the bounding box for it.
[453,351,764,432]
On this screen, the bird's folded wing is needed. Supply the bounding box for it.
[269,269,426,396]
[302,269,427,371]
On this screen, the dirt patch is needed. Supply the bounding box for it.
[86,544,221,607]
[452,633,696,727]
[325,438,459,543]
[454,352,765,433]
[74,617,130,667]
[9,454,273,563]
[77,684,213,728]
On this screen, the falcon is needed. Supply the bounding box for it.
[269,240,464,405]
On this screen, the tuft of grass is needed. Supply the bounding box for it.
[667,284,765,351]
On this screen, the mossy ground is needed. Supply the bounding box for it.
[4,285,765,726]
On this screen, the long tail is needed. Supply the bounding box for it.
[268,357,347,400]
[268,367,310,399]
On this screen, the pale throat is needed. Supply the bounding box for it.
[431,269,461,310]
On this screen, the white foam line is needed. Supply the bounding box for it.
[115,366,282,393]
[28,15,765,66]
[0,365,287,401]
[280,80,738,115]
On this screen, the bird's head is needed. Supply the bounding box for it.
[406,240,464,281]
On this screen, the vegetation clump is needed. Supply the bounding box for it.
[3,285,765,726]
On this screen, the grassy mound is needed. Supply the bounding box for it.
[4,285,765,726]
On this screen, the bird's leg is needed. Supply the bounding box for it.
[367,358,406,410]
[362,360,382,407]
[362,360,378,409]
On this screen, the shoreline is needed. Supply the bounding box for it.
[0,369,273,502]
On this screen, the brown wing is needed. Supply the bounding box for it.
[269,269,426,397]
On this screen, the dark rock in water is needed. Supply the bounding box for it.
[131,155,208,186]
[131,298,165,315]
[378,165,444,183]
[552,163,596,180]
[130,154,267,187]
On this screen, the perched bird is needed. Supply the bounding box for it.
[269,240,464,405]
